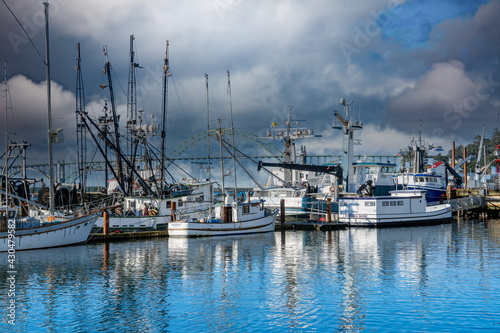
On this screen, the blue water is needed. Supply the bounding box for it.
[2,219,500,332]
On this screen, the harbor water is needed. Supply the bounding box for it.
[2,218,500,332]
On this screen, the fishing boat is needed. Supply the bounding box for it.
[0,206,99,252]
[394,173,446,202]
[169,72,278,237]
[168,196,278,237]
[338,190,452,227]
[251,107,322,215]
[0,4,101,251]
[94,178,214,230]
[395,130,448,202]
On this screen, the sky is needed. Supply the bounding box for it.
[1,0,499,180]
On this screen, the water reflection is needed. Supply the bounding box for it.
[1,220,499,332]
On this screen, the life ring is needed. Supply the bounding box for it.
[132,181,140,191]
[329,186,335,192]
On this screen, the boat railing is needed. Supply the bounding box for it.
[307,201,338,223]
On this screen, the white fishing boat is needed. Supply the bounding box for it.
[94,179,214,230]
[338,190,452,227]
[169,73,278,237]
[0,4,103,251]
[0,206,99,251]
[251,108,322,215]
[168,197,278,237]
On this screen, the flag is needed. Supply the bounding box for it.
[271,122,278,128]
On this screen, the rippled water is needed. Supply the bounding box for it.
[2,218,500,332]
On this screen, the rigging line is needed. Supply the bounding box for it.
[143,140,190,181]
[111,66,127,100]
[2,0,45,64]
[171,76,187,118]
[5,77,18,141]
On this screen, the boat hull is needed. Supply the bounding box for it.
[252,195,317,216]
[168,212,277,237]
[94,215,169,230]
[340,210,453,227]
[338,190,452,227]
[0,214,99,252]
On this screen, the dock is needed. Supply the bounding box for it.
[276,221,347,231]
[86,191,500,243]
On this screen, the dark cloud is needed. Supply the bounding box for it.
[1,0,499,172]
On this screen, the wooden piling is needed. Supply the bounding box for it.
[280,199,285,224]
[327,198,332,223]
[171,201,176,222]
[103,210,109,235]
[463,147,467,189]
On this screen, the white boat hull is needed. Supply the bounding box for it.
[95,215,169,230]
[338,190,452,227]
[168,212,277,237]
[0,214,99,252]
[252,195,313,215]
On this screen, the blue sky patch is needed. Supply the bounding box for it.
[380,0,490,48]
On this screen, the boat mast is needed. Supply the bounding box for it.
[227,70,238,202]
[126,35,140,188]
[217,119,225,198]
[160,40,170,197]
[103,45,126,195]
[75,42,87,199]
[3,60,8,208]
[205,73,212,217]
[44,2,55,215]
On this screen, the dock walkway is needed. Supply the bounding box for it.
[445,196,483,213]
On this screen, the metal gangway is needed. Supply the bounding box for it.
[445,196,483,213]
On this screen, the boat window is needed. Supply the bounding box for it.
[178,201,183,207]
[390,201,396,206]
[242,206,250,214]
[366,167,373,174]
[365,202,375,206]
[398,201,404,206]
[382,201,389,206]
[8,211,16,218]
[419,177,425,182]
